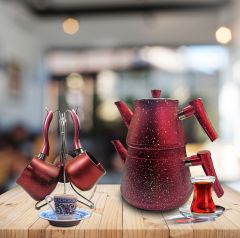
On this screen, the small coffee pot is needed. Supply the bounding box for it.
[17,111,60,201]
[17,109,106,203]
[112,89,224,211]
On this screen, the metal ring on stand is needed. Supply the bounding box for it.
[35,200,48,210]
[69,181,95,209]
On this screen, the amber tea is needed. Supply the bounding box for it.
[191,176,216,214]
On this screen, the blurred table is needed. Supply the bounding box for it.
[0,184,240,238]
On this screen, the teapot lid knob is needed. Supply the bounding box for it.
[151,89,161,98]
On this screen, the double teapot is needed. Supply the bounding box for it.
[17,109,105,202]
[112,89,224,211]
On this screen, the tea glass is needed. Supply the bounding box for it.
[191,176,216,214]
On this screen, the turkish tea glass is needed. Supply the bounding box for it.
[191,176,216,214]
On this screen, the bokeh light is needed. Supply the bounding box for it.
[215,26,232,44]
[62,18,79,35]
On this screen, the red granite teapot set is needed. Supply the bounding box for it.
[16,109,106,209]
[17,89,224,212]
[112,89,224,211]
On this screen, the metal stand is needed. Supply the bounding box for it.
[35,109,95,210]
[59,112,67,194]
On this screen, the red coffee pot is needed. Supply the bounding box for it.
[16,111,61,201]
[112,89,224,211]
[65,109,106,191]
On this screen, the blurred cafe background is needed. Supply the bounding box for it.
[0,0,240,193]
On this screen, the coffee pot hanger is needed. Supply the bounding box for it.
[33,108,101,210]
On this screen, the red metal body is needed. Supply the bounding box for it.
[112,89,224,211]
[66,151,106,191]
[16,111,60,201]
[65,109,106,190]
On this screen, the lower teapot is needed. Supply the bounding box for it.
[112,140,224,211]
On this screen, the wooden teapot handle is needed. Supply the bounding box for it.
[178,98,218,142]
[185,150,224,198]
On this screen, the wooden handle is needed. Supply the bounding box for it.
[70,109,82,151]
[39,111,53,156]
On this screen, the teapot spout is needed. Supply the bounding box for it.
[111,140,127,163]
[115,101,133,128]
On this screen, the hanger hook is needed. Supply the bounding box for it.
[53,109,60,114]
[66,109,72,115]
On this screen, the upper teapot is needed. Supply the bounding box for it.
[115,89,217,149]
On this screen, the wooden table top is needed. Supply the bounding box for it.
[0,184,240,238]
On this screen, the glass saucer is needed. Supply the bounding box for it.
[38,208,91,227]
[179,205,225,220]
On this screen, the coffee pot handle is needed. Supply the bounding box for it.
[39,110,53,157]
[185,150,224,198]
[178,98,218,141]
[69,109,84,152]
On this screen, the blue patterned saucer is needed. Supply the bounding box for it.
[38,208,91,227]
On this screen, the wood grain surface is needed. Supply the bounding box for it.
[0,184,239,238]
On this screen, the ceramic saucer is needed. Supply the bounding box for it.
[38,208,91,227]
[179,205,225,220]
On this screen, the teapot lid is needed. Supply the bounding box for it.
[135,89,179,107]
